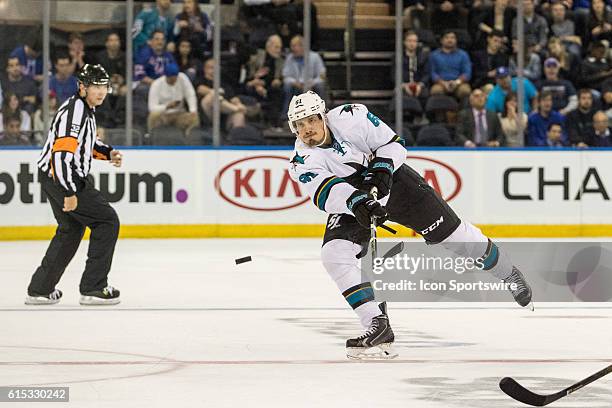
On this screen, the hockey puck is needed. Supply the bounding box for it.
[235,256,252,265]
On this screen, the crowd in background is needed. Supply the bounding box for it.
[0,0,610,147]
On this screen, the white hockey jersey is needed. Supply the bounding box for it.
[288,104,407,215]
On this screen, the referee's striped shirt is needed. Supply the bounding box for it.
[37,94,113,196]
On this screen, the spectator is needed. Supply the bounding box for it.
[147,63,199,136]
[134,30,178,85]
[486,66,538,114]
[49,52,79,105]
[173,0,213,57]
[430,0,468,32]
[10,34,43,82]
[579,41,612,91]
[602,79,612,122]
[509,39,542,83]
[33,91,58,145]
[474,0,515,49]
[538,57,577,115]
[456,88,505,147]
[511,0,549,53]
[588,0,612,43]
[94,32,126,96]
[429,30,472,101]
[175,38,202,82]
[282,35,327,116]
[549,2,582,58]
[196,58,249,130]
[566,88,598,146]
[544,122,567,147]
[499,92,528,147]
[588,110,612,146]
[545,36,580,84]
[527,91,567,146]
[0,115,31,146]
[245,34,284,127]
[133,0,174,55]
[471,30,509,90]
[0,57,38,113]
[0,92,31,133]
[68,32,89,72]
[394,30,429,117]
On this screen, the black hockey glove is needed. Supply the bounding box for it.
[346,190,388,228]
[360,157,394,199]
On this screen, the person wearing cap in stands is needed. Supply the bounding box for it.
[485,66,538,114]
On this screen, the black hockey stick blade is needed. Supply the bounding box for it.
[500,364,612,406]
[382,242,404,259]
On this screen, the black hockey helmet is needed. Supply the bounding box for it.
[77,64,110,87]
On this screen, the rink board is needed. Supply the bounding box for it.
[0,147,611,239]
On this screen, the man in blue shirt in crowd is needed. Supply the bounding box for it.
[49,52,78,105]
[429,30,472,101]
[134,30,177,84]
[527,91,568,146]
[10,35,44,83]
[486,66,538,114]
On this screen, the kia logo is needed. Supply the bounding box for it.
[405,156,462,201]
[215,155,309,211]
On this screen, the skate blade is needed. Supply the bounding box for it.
[25,296,60,305]
[346,343,399,360]
[525,301,535,311]
[79,296,121,306]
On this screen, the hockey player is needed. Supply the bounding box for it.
[287,91,533,360]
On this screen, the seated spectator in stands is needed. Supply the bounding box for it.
[566,88,597,146]
[588,0,612,44]
[148,63,199,136]
[0,92,31,133]
[602,79,612,122]
[474,0,515,49]
[580,42,612,92]
[1,57,38,113]
[395,30,429,115]
[527,91,567,146]
[135,30,178,85]
[429,30,472,101]
[133,0,174,55]
[471,30,509,91]
[0,115,30,146]
[10,34,43,82]
[456,88,505,147]
[175,38,202,82]
[282,35,327,115]
[512,0,548,53]
[33,91,58,145]
[542,122,567,147]
[430,0,468,32]
[94,32,126,96]
[486,66,538,113]
[68,32,90,72]
[588,110,612,146]
[545,36,580,85]
[245,34,284,127]
[50,52,78,105]
[196,58,251,130]
[499,92,528,147]
[549,2,582,58]
[538,57,577,115]
[173,0,213,57]
[509,39,542,83]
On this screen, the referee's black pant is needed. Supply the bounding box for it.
[28,171,120,295]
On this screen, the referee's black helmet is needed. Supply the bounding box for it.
[77,64,110,87]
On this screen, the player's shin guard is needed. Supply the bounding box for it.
[439,221,532,307]
[321,239,382,328]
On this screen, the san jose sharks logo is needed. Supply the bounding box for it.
[340,104,360,116]
[330,138,350,156]
[290,152,309,169]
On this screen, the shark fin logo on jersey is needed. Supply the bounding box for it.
[340,104,360,116]
[367,112,381,127]
[330,138,349,156]
[298,172,318,183]
[290,153,309,169]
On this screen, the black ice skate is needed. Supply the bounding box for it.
[25,289,63,305]
[503,267,534,310]
[80,286,121,305]
[346,302,398,360]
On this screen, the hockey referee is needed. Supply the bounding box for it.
[26,64,123,306]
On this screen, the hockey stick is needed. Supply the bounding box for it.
[499,364,612,406]
[369,187,379,262]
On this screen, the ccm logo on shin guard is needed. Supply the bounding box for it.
[421,216,444,235]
